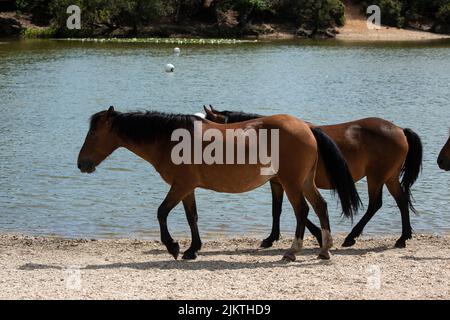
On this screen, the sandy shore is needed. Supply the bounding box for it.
[0,233,449,299]
[337,1,450,41]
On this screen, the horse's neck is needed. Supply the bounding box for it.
[120,139,168,171]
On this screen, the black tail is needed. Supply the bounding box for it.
[401,128,423,214]
[312,128,362,220]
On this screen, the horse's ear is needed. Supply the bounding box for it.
[203,105,214,117]
[107,106,114,116]
[209,104,217,112]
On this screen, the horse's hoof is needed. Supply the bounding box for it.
[182,250,197,260]
[260,238,274,248]
[168,242,180,259]
[318,251,330,260]
[342,238,356,247]
[282,251,296,262]
[394,239,406,248]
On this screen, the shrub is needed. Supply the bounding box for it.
[15,0,52,25]
[21,26,58,38]
[275,0,344,29]
[377,0,404,27]
[437,2,450,25]
[320,0,345,27]
[48,0,172,31]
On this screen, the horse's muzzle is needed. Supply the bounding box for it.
[78,159,96,173]
[437,156,450,171]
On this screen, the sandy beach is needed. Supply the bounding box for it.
[0,233,449,300]
[337,1,450,41]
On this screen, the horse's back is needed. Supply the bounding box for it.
[198,114,319,189]
[206,114,317,149]
[260,114,316,140]
[347,117,407,152]
[319,117,408,182]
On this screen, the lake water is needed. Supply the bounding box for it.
[1,38,450,240]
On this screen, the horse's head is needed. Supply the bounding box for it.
[438,134,450,171]
[77,106,119,173]
[203,105,228,123]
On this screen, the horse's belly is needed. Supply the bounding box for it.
[199,168,273,193]
[315,157,366,189]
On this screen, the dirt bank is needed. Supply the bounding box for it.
[337,1,450,41]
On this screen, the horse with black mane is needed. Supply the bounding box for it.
[203,105,423,248]
[78,106,360,261]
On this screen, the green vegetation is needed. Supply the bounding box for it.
[11,0,450,37]
[21,26,58,38]
[275,0,345,30]
[355,0,450,32]
[16,0,53,25]
[14,0,346,38]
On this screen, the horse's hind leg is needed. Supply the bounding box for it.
[289,199,323,247]
[303,184,333,260]
[342,177,383,247]
[158,184,193,259]
[261,180,284,248]
[182,191,202,260]
[306,217,323,247]
[282,195,309,261]
[386,178,412,248]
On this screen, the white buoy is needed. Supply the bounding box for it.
[165,64,175,73]
[173,47,181,55]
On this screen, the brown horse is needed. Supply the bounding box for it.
[77,107,360,261]
[203,105,423,248]
[438,135,450,171]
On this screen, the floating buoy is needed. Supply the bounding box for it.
[165,64,175,73]
[173,47,181,54]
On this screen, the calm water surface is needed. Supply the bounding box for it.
[1,39,450,239]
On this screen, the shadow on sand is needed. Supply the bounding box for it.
[143,242,393,257]
[400,255,450,262]
[18,244,396,272]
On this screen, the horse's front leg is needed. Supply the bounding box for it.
[182,191,202,260]
[282,197,309,261]
[158,184,193,259]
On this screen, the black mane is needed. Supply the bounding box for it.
[219,110,262,123]
[90,110,199,143]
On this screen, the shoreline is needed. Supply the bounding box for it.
[1,233,449,299]
[2,11,450,43]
